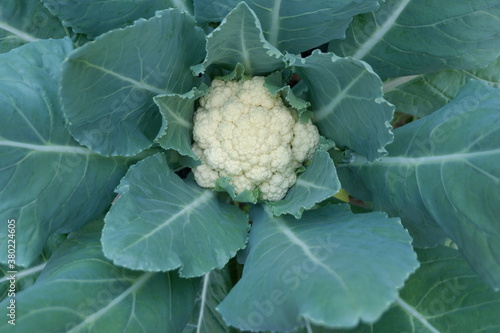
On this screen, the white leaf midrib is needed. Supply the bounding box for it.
[116,190,214,254]
[295,178,331,191]
[313,68,365,122]
[196,273,211,333]
[75,60,169,96]
[0,22,37,42]
[372,148,500,166]
[268,0,283,47]
[160,103,192,128]
[395,296,440,333]
[0,139,94,155]
[383,75,420,92]
[276,219,348,289]
[353,0,412,60]
[0,263,46,284]
[170,0,193,15]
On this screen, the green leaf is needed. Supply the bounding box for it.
[194,0,380,54]
[288,51,395,161]
[215,177,259,204]
[339,246,500,333]
[0,220,199,333]
[215,62,247,81]
[264,71,311,117]
[192,2,284,76]
[340,80,500,290]
[330,0,500,78]
[102,153,249,277]
[42,0,193,38]
[0,38,134,267]
[383,72,470,118]
[183,265,240,333]
[154,86,207,160]
[61,9,206,156]
[0,0,66,53]
[269,150,341,218]
[218,204,418,332]
[384,56,500,118]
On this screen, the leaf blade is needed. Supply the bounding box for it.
[41,0,193,38]
[289,51,395,161]
[61,9,206,156]
[193,2,284,76]
[0,220,198,333]
[330,0,500,78]
[384,56,500,117]
[269,150,341,218]
[218,204,418,331]
[340,80,500,290]
[342,246,500,333]
[102,153,249,277]
[0,38,134,267]
[154,86,207,160]
[0,0,65,53]
[194,0,379,54]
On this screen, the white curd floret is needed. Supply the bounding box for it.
[191,76,319,201]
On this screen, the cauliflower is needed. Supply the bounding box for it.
[191,76,320,201]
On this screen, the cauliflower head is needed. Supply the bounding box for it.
[191,76,320,201]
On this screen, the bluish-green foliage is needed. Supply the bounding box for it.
[1,1,499,332]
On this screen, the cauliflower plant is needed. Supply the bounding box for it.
[192,76,320,201]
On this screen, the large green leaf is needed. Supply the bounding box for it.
[337,165,449,249]
[339,80,500,290]
[194,0,380,54]
[384,56,500,117]
[0,39,134,267]
[288,51,394,161]
[0,0,66,53]
[61,9,205,156]
[334,246,500,333]
[192,2,284,76]
[183,265,240,333]
[102,153,249,277]
[269,150,341,218]
[218,204,418,332]
[0,220,199,333]
[42,0,193,38]
[330,0,500,78]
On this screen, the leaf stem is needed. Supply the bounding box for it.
[0,22,37,42]
[196,272,211,333]
[0,140,94,154]
[345,149,500,167]
[383,75,420,92]
[353,0,412,60]
[303,318,313,333]
[395,296,440,333]
[0,263,47,283]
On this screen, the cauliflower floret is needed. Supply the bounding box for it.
[192,144,220,188]
[292,121,320,162]
[191,76,320,201]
